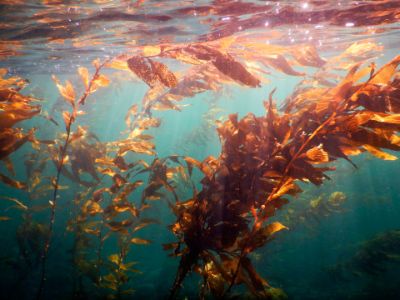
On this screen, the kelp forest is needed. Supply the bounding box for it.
[1,1,400,299]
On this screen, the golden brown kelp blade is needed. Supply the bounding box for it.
[0,71,40,190]
[165,55,400,298]
[127,56,178,88]
[47,126,105,187]
[165,44,261,87]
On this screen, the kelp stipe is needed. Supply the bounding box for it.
[36,59,110,299]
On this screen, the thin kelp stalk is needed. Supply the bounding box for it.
[36,60,109,299]
[36,103,73,300]
[169,250,199,300]
[69,190,93,298]
[96,217,105,272]
[115,237,129,300]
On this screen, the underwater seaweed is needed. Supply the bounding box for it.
[281,191,348,233]
[0,69,40,190]
[1,4,400,296]
[329,229,400,280]
[162,55,400,299]
[36,59,110,299]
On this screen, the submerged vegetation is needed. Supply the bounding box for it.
[1,1,400,299]
[329,229,400,280]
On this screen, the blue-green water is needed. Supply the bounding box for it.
[1,1,400,299]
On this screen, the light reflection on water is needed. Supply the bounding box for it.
[0,0,399,74]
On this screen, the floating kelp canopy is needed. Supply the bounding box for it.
[1,1,400,299]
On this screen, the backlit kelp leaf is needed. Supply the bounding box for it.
[305,146,329,163]
[117,180,144,200]
[125,104,138,129]
[110,204,138,217]
[78,67,89,89]
[167,45,260,87]
[263,222,288,236]
[183,157,202,176]
[110,174,127,191]
[0,216,11,221]
[52,75,75,106]
[112,155,134,171]
[82,227,100,235]
[127,56,177,88]
[152,98,182,111]
[92,58,101,69]
[149,60,178,88]
[142,189,164,201]
[0,195,28,210]
[351,129,400,151]
[3,157,15,176]
[142,45,161,57]
[212,53,261,87]
[291,45,326,68]
[107,58,129,71]
[90,74,110,93]
[262,54,305,76]
[136,134,154,140]
[106,220,133,232]
[250,222,288,250]
[0,129,36,160]
[120,261,139,272]
[166,48,204,65]
[102,273,118,288]
[0,172,27,190]
[369,113,400,125]
[0,68,7,77]
[162,242,179,251]
[99,168,116,177]
[117,139,156,156]
[62,111,73,129]
[343,41,383,61]
[127,56,158,87]
[108,254,121,265]
[368,55,400,85]
[269,179,301,201]
[0,102,41,130]
[130,237,151,245]
[136,117,161,130]
[363,145,397,160]
[132,219,157,232]
[86,201,103,216]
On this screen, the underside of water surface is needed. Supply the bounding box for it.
[1,1,400,299]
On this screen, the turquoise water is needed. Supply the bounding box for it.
[1,1,400,299]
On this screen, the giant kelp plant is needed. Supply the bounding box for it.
[1,3,400,298]
[160,56,400,299]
